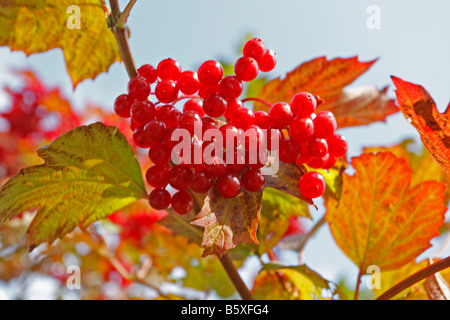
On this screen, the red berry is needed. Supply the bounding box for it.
[179,111,202,136]
[266,128,282,151]
[243,125,265,152]
[307,154,329,169]
[157,58,182,81]
[191,170,214,194]
[149,188,171,210]
[215,173,241,198]
[183,98,205,117]
[269,102,294,129]
[291,92,317,118]
[143,119,166,142]
[241,168,265,192]
[155,104,181,128]
[219,123,240,149]
[224,99,243,121]
[298,172,326,199]
[138,64,158,84]
[243,38,266,61]
[146,165,169,189]
[313,111,337,139]
[198,60,224,86]
[171,190,193,215]
[201,117,218,135]
[254,111,270,129]
[131,100,156,126]
[205,156,227,177]
[155,80,179,103]
[322,154,337,170]
[203,93,227,118]
[149,142,172,166]
[133,125,154,148]
[168,165,192,190]
[246,150,268,169]
[289,117,314,144]
[178,71,200,95]
[128,76,150,100]
[198,82,220,98]
[328,134,348,157]
[164,127,180,149]
[219,76,243,100]
[296,143,313,164]
[258,50,277,72]
[279,139,301,163]
[307,138,328,159]
[223,148,246,173]
[231,108,255,130]
[114,94,133,118]
[235,57,259,82]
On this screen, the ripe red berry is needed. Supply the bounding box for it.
[133,125,154,148]
[298,172,326,199]
[146,165,169,189]
[149,188,171,210]
[168,165,192,190]
[328,134,348,157]
[128,76,151,100]
[235,57,259,82]
[266,128,282,151]
[322,154,337,170]
[258,49,277,72]
[219,75,244,100]
[198,60,224,86]
[157,58,182,81]
[149,142,172,166]
[224,99,243,121]
[155,80,179,103]
[215,173,241,198]
[201,117,218,135]
[171,190,193,215]
[114,94,133,118]
[198,82,220,99]
[138,64,158,84]
[191,170,214,194]
[243,125,265,152]
[307,138,328,159]
[296,143,313,164]
[289,117,314,144]
[205,156,227,177]
[143,119,166,142]
[223,148,246,173]
[155,104,181,128]
[279,139,301,163]
[179,110,202,136]
[177,71,200,95]
[241,168,265,192]
[131,100,156,126]
[246,150,268,169]
[183,99,205,117]
[243,38,266,61]
[231,108,255,130]
[203,93,227,118]
[291,92,317,118]
[219,123,240,149]
[307,154,329,169]
[254,111,270,129]
[269,102,294,129]
[313,111,337,139]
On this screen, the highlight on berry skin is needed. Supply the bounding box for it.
[113,38,348,214]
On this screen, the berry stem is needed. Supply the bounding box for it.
[241,97,273,108]
[377,255,450,300]
[109,0,138,78]
[218,253,255,300]
[116,0,138,30]
[298,215,326,264]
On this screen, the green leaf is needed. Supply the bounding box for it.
[262,188,311,219]
[0,123,146,249]
[252,263,347,300]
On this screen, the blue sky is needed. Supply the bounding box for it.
[0,0,449,298]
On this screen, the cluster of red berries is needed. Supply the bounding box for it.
[113,38,348,216]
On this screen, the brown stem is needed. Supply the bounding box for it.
[218,253,255,300]
[298,215,326,264]
[354,268,364,300]
[377,256,450,300]
[109,0,137,78]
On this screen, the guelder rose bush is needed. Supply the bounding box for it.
[0,1,448,301]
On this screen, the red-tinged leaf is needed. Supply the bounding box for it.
[255,57,398,127]
[190,188,262,258]
[265,162,314,206]
[318,86,398,127]
[392,76,450,175]
[326,152,447,271]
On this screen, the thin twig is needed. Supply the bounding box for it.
[117,0,138,30]
[354,268,364,300]
[218,253,255,300]
[298,215,326,264]
[377,256,450,300]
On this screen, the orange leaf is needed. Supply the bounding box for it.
[256,57,398,127]
[190,188,262,258]
[326,152,447,271]
[392,76,450,175]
